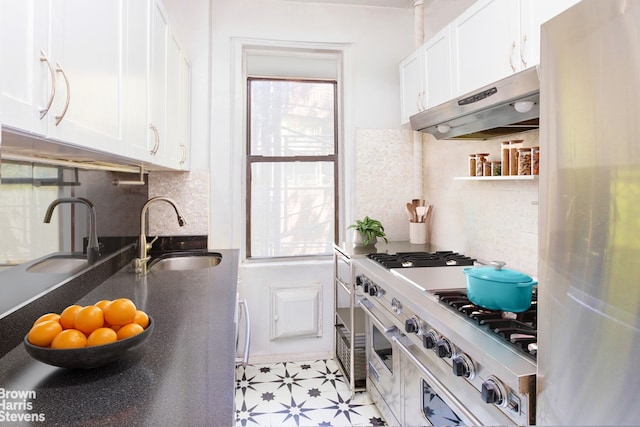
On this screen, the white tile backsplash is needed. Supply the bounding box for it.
[422,131,540,276]
[148,170,210,236]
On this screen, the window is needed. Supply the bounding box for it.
[246,77,338,258]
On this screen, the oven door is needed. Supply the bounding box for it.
[359,298,401,426]
[394,336,486,427]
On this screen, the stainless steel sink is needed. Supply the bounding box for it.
[26,255,89,274]
[148,252,222,271]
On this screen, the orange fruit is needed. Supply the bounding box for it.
[74,306,104,335]
[104,298,137,326]
[94,299,111,311]
[51,329,87,349]
[33,313,61,326]
[87,327,118,347]
[28,320,63,347]
[116,323,144,340]
[60,305,83,329]
[132,310,149,329]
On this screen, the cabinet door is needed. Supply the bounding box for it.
[124,0,152,163]
[177,50,191,170]
[47,0,126,155]
[0,0,50,136]
[399,50,423,125]
[520,0,582,70]
[147,0,169,164]
[452,0,519,95]
[422,25,454,109]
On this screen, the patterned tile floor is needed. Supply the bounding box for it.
[235,359,386,427]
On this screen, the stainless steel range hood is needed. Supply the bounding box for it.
[410,66,540,140]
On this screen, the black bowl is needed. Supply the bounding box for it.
[24,317,154,369]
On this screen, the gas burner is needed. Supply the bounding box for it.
[368,251,476,269]
[434,290,538,360]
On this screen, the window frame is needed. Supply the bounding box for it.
[245,76,340,259]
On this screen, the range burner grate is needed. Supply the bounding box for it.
[434,290,538,359]
[368,251,476,268]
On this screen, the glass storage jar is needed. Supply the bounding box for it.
[517,147,532,175]
[492,161,502,176]
[468,154,476,176]
[531,146,540,175]
[510,140,523,175]
[501,141,510,176]
[475,153,489,177]
[483,160,492,176]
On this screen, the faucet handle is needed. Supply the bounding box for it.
[132,257,151,273]
[146,236,159,251]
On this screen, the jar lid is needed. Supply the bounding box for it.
[476,153,490,156]
[463,266,534,284]
[518,147,532,152]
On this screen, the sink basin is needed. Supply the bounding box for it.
[26,255,89,274]
[148,252,222,271]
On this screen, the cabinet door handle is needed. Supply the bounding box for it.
[520,34,528,69]
[39,50,56,119]
[179,144,187,166]
[149,124,160,155]
[509,40,517,73]
[235,299,251,367]
[54,63,70,125]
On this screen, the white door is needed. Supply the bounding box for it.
[452,0,519,95]
[0,0,50,136]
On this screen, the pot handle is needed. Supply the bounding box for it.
[475,259,506,270]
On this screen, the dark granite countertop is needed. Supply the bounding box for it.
[0,248,239,426]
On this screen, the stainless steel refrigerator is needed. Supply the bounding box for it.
[538,0,640,424]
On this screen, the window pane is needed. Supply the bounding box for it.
[250,80,335,156]
[251,161,335,257]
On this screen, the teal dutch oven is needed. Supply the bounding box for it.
[463,261,537,312]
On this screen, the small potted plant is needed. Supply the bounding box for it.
[348,216,388,247]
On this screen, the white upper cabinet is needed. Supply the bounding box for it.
[124,0,152,163]
[1,0,126,155]
[452,0,520,95]
[0,0,190,171]
[520,0,582,70]
[423,25,455,110]
[0,0,52,136]
[45,0,126,155]
[399,50,423,124]
[399,25,454,124]
[147,0,169,166]
[399,0,583,125]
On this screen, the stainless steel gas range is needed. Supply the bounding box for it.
[353,251,536,426]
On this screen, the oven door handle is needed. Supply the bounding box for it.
[392,336,484,427]
[358,300,396,333]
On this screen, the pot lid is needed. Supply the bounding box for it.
[463,266,534,284]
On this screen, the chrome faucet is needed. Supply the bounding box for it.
[44,197,100,264]
[133,196,187,274]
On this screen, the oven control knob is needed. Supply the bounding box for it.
[368,284,377,296]
[404,316,421,334]
[481,377,508,407]
[452,353,475,380]
[435,338,453,358]
[423,329,438,349]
